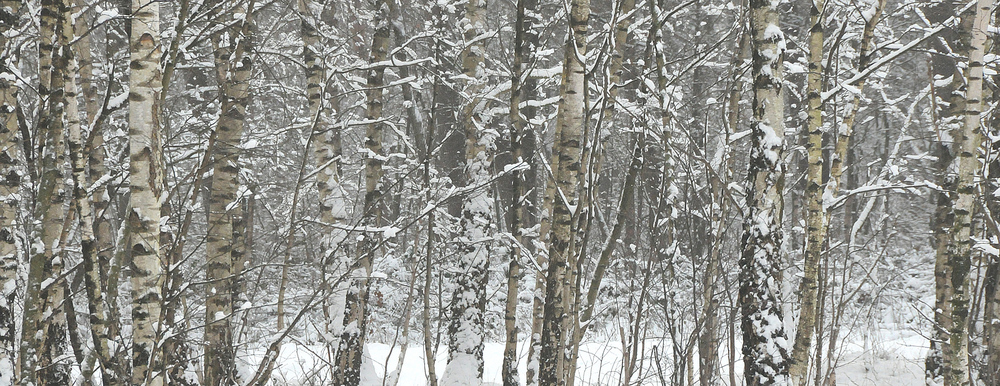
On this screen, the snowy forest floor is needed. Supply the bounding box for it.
[240,330,927,385]
[237,250,936,385]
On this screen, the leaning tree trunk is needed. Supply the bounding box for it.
[441,0,492,383]
[21,0,71,384]
[538,0,590,382]
[739,0,791,385]
[331,0,391,383]
[128,0,165,385]
[0,2,21,383]
[205,2,254,385]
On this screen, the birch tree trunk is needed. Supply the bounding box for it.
[297,0,350,350]
[0,2,21,383]
[739,0,791,385]
[538,0,590,381]
[332,0,391,383]
[63,3,98,386]
[205,2,254,385]
[21,0,71,383]
[942,1,988,385]
[924,1,983,384]
[84,29,121,384]
[985,8,1000,384]
[790,0,825,383]
[564,1,634,383]
[441,0,491,383]
[128,0,165,385]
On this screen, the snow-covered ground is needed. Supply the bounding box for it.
[244,330,929,385]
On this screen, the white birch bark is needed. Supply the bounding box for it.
[20,0,71,383]
[538,0,590,382]
[128,0,165,385]
[790,0,825,383]
[205,2,255,385]
[940,1,989,385]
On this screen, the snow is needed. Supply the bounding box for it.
[95,6,121,25]
[757,123,783,164]
[763,24,783,41]
[0,357,11,386]
[108,89,129,110]
[440,353,482,386]
[233,327,932,386]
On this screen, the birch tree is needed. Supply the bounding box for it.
[332,0,392,382]
[739,0,791,384]
[0,2,20,383]
[941,1,988,385]
[985,8,1000,384]
[789,0,825,381]
[20,0,71,383]
[441,0,492,383]
[128,0,165,385]
[297,0,350,349]
[538,0,590,382]
[924,1,986,384]
[507,0,543,382]
[205,1,255,385]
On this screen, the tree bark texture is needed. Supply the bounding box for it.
[442,0,492,383]
[0,2,21,384]
[128,0,166,385]
[332,0,391,383]
[205,2,254,385]
[21,0,71,384]
[739,0,791,385]
[538,0,590,382]
[790,0,825,383]
[925,1,984,385]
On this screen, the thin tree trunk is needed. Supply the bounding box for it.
[538,0,590,381]
[504,0,540,381]
[984,8,1000,384]
[332,0,391,382]
[699,4,748,385]
[297,0,351,348]
[160,198,196,386]
[64,0,102,385]
[508,0,542,381]
[423,71,440,386]
[739,0,791,385]
[205,2,255,385]
[86,52,122,386]
[790,0,826,383]
[21,0,71,383]
[564,2,635,382]
[0,2,22,383]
